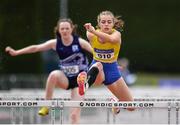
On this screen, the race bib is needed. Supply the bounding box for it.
[61,65,79,75]
[95,53,114,59]
[94,48,114,60]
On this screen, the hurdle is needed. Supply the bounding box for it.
[0,99,179,124]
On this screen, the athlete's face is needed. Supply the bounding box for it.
[99,15,114,34]
[58,22,73,38]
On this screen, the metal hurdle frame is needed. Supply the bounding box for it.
[0,99,179,125]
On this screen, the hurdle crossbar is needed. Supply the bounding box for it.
[1,96,180,101]
[0,100,179,108]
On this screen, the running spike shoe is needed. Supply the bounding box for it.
[110,98,120,114]
[77,71,88,96]
[38,106,49,116]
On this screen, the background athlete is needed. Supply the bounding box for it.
[5,18,92,124]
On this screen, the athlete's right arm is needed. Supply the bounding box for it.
[5,39,56,56]
[84,23,94,42]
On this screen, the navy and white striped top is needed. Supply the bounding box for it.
[56,34,89,77]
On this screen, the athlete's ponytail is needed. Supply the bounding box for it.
[114,16,124,32]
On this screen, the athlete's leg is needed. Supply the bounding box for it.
[70,88,84,124]
[90,62,105,86]
[107,77,135,111]
[39,70,69,116]
[77,62,104,95]
[45,70,68,99]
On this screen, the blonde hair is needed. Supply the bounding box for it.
[97,10,124,32]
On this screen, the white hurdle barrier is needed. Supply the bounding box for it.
[0,98,179,124]
[0,100,178,108]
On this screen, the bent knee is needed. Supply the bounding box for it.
[92,62,103,71]
[96,62,103,67]
[49,70,61,80]
[48,70,62,84]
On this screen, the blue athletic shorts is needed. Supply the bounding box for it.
[90,60,122,85]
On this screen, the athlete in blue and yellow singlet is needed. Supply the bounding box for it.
[77,11,134,114]
[91,29,120,63]
[90,29,122,85]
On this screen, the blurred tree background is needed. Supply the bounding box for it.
[1,0,180,75]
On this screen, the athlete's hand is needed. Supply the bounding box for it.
[5,46,18,56]
[84,23,95,33]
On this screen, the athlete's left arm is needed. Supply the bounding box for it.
[84,23,121,43]
[92,30,121,44]
[79,38,93,54]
